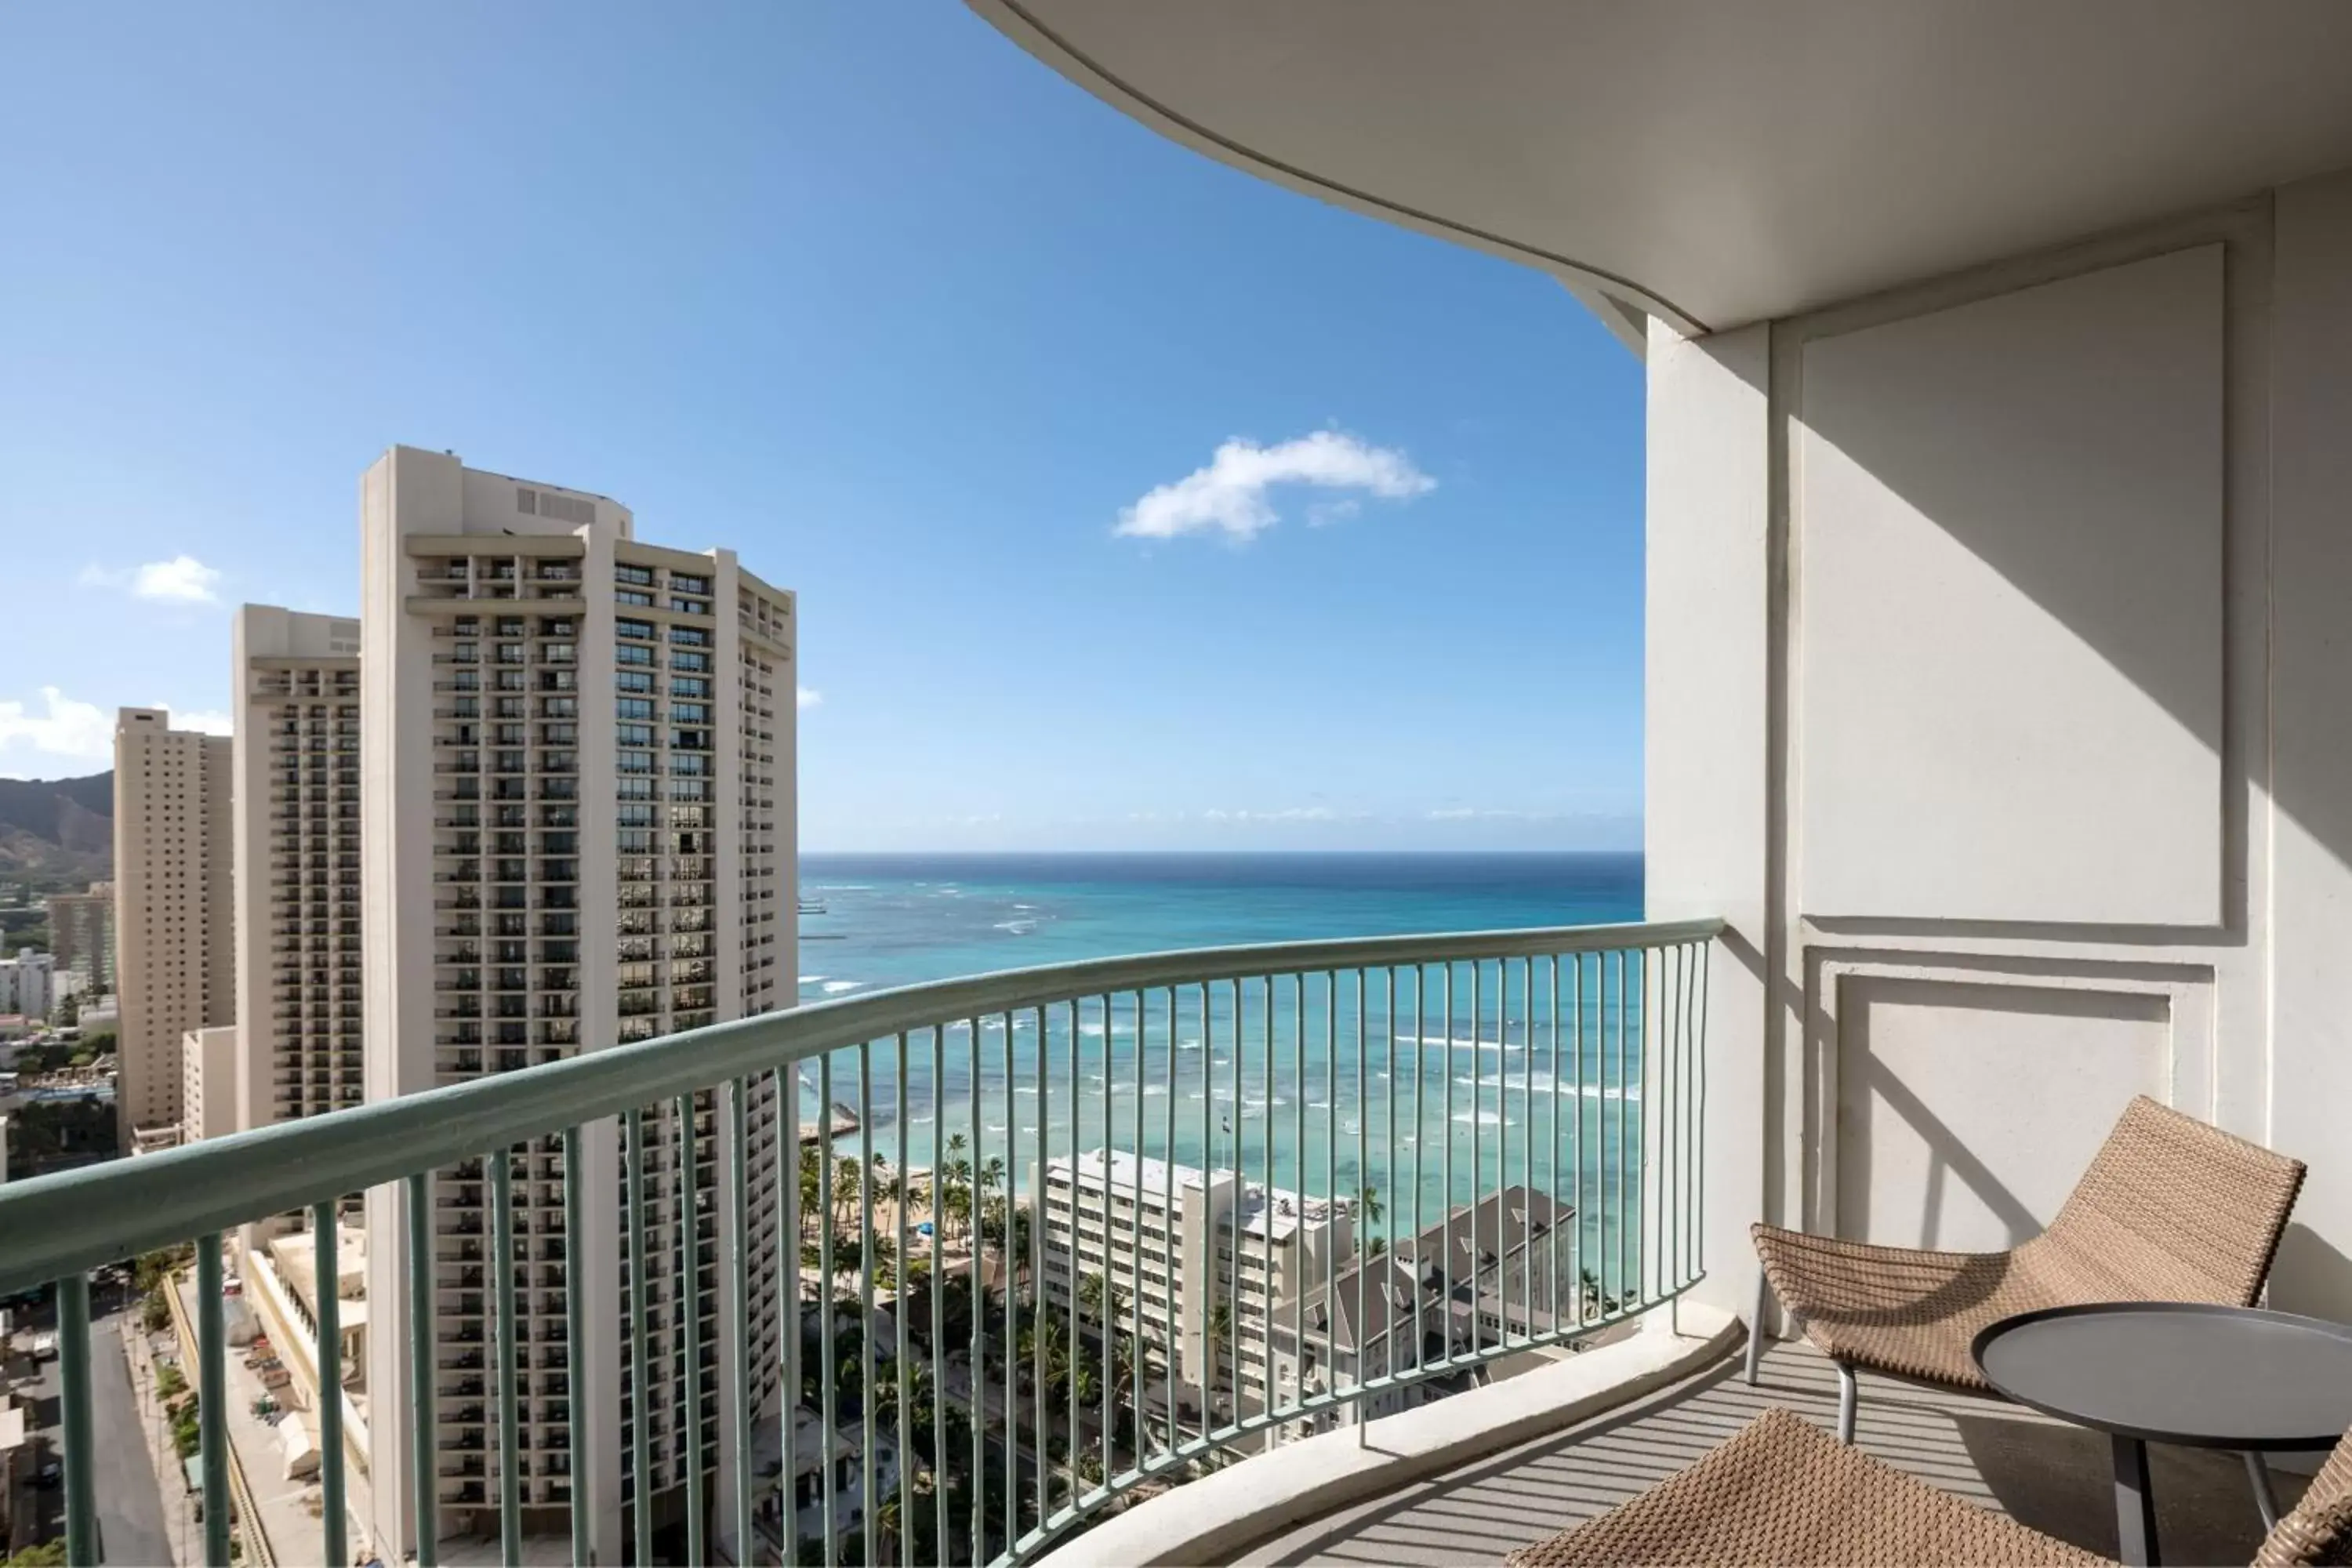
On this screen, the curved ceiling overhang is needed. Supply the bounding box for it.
[971,0,2352,336]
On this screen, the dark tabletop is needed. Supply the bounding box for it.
[1974,1302,2352,1450]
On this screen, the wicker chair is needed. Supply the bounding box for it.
[1748,1095,2306,1443]
[1504,1407,2352,1568]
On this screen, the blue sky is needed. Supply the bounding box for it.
[0,3,1644,850]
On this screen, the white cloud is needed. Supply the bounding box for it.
[0,688,113,768]
[80,554,224,604]
[1199,805,1369,824]
[797,686,822,710]
[1116,431,1435,543]
[177,710,234,736]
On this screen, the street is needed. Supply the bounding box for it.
[89,1308,172,1568]
[9,1287,169,1567]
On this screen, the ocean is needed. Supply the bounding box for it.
[790,851,1650,1282]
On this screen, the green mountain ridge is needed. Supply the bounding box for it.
[0,771,114,888]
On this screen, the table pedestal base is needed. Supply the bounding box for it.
[2113,1434,2159,1566]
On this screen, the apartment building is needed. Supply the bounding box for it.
[231,606,365,1138]
[181,1024,241,1144]
[0,949,71,1021]
[113,707,233,1149]
[358,446,794,1562]
[1034,1149,1352,1406]
[45,882,114,993]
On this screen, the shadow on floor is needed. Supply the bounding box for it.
[1233,1340,2308,1566]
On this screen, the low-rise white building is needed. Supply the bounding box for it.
[1034,1149,1352,1405]
[0,949,64,1021]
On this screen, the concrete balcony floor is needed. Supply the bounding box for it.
[1234,1338,2309,1567]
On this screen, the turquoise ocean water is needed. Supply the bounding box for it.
[793,851,1657,1292]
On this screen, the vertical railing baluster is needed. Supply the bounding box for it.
[58,1272,96,1567]
[1605,951,1618,1316]
[1573,956,1588,1327]
[1520,956,1536,1342]
[776,1069,800,1568]
[1003,1011,1021,1548]
[1227,979,1241,1422]
[818,1058,837,1567]
[564,1127,590,1563]
[726,1080,753,1568]
[1686,943,1699,1287]
[1599,953,1614,1317]
[1290,974,1306,1436]
[491,1145,521,1567]
[1366,966,1381,1432]
[1697,942,1711,1276]
[1669,946,1682,1298]
[407,1176,438,1565]
[1098,995,1115,1497]
[966,1016,984,1568]
[1161,988,1177,1461]
[1062,1001,1077,1519]
[1325,971,1338,1434]
[626,1109,653,1568]
[1621,949,1635,1308]
[198,1235,233,1567]
[930,1025,949,1565]
[681,1093,707,1568]
[312,1203,347,1568]
[1127,989,1145,1482]
[893,1033,912,1568]
[1411,966,1425,1377]
[1474,960,1487,1363]
[1547,956,1563,1335]
[858,1044,877,1568]
[1441,963,1454,1368]
[1260,974,1275,1421]
[1198,985,1211,1452]
[1036,1004,1054,1540]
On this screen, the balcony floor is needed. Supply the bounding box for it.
[1234,1338,2307,1567]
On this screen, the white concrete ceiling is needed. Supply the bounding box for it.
[971,0,2352,332]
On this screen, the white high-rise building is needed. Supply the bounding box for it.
[0,949,67,1020]
[1035,1149,1352,1404]
[358,446,795,1560]
[113,706,234,1150]
[231,606,365,1137]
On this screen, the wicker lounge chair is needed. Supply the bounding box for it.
[1748,1095,2305,1443]
[1503,1406,2352,1568]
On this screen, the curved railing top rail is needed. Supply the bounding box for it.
[0,916,1719,1296]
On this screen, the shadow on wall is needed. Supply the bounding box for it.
[1700,199,2352,1317]
[1828,973,2165,1250]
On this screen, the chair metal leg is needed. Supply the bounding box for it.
[2244,1450,2281,1533]
[1746,1271,1770,1385]
[1835,1360,1858,1444]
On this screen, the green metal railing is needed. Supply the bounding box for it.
[0,917,1715,1567]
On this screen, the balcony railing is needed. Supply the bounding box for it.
[0,917,1714,1568]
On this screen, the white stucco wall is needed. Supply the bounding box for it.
[1651,169,2352,1321]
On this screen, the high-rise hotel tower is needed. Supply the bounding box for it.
[359,447,795,1559]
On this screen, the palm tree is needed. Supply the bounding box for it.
[1358,1182,1384,1227]
[980,1154,1006,1196]
[834,1156,862,1240]
[799,1145,823,1243]
[1366,1235,1388,1259]
[1203,1297,1233,1391]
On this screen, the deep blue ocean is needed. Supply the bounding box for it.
[796,851,1642,996]
[790,851,1653,1285]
